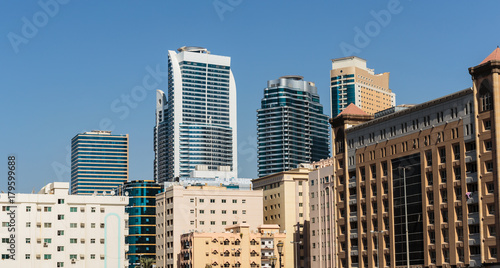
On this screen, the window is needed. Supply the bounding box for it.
[91,254,95,259]
[486,161,494,173]
[439,147,446,163]
[233,210,237,214]
[210,199,215,203]
[70,223,77,228]
[91,223,95,228]
[210,210,215,214]
[57,230,64,236]
[70,254,77,259]
[57,246,64,252]
[200,221,204,225]
[484,120,492,130]
[481,91,493,111]
[199,210,204,214]
[210,221,215,225]
[44,223,52,228]
[58,199,64,204]
[91,239,96,244]
[222,221,227,225]
[221,199,226,203]
[485,140,493,151]
[44,207,52,212]
[58,215,64,220]
[26,206,31,212]
[25,254,30,260]
[199,199,204,203]
[44,254,51,260]
[242,199,246,203]
[242,210,246,214]
[26,238,31,244]
[222,210,226,214]
[44,238,51,244]
[233,199,237,203]
[70,207,77,212]
[190,198,194,203]
[91,207,96,213]
[57,262,64,267]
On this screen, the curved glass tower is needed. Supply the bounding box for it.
[257,76,330,177]
[155,46,237,182]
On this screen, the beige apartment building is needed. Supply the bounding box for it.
[252,166,311,268]
[155,185,263,268]
[308,158,335,268]
[312,48,500,268]
[179,223,286,268]
[331,56,395,117]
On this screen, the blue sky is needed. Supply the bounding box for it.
[1,0,499,193]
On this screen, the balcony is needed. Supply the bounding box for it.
[469,233,480,246]
[466,192,479,204]
[465,151,476,163]
[349,196,357,205]
[468,212,480,225]
[349,178,356,188]
[466,173,478,183]
[350,232,358,239]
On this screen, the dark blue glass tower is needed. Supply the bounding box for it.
[257,76,330,177]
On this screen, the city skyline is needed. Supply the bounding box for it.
[2,1,500,193]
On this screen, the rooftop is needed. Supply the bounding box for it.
[337,103,369,117]
[480,46,500,64]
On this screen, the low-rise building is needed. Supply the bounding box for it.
[0,182,128,267]
[179,224,286,268]
[156,185,263,268]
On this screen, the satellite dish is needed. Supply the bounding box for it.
[125,191,129,196]
[111,190,115,196]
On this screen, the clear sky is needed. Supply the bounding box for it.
[1,0,499,193]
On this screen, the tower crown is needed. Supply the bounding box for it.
[480,46,500,64]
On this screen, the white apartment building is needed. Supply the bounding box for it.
[0,182,128,267]
[155,185,263,268]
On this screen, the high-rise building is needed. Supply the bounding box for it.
[155,185,263,268]
[116,180,163,267]
[179,224,287,268]
[71,130,128,195]
[330,56,395,117]
[312,48,500,268]
[0,182,129,267]
[257,76,330,178]
[154,46,237,183]
[252,166,312,268]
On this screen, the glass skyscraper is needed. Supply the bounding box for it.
[257,76,330,177]
[155,46,237,183]
[116,180,162,267]
[70,130,128,195]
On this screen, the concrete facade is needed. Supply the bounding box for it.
[315,49,500,268]
[179,224,286,268]
[155,185,263,268]
[252,167,312,268]
[0,182,129,267]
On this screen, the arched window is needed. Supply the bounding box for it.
[479,80,493,112]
